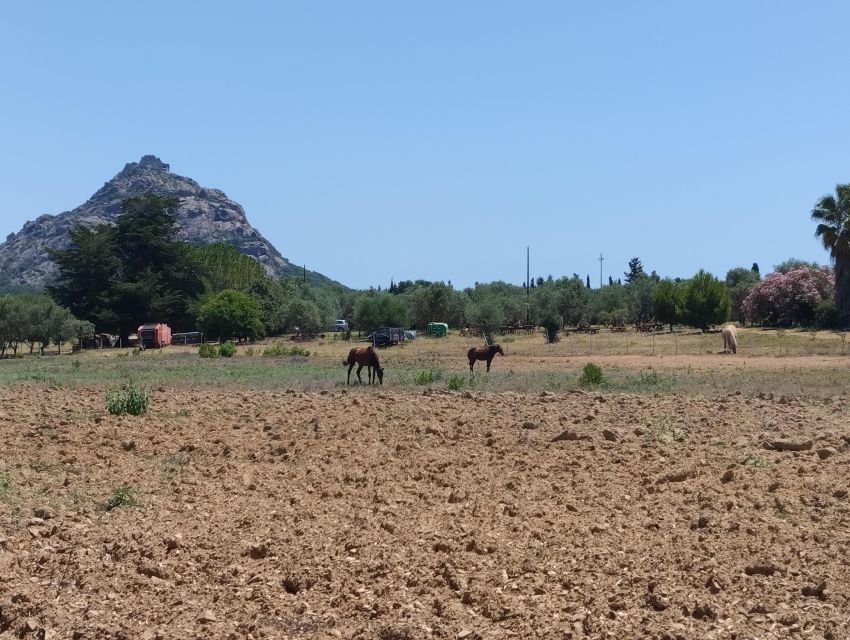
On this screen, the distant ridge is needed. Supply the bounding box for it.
[0,155,340,290]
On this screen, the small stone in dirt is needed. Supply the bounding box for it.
[24,618,42,633]
[163,534,183,551]
[645,592,669,611]
[521,421,539,430]
[197,609,217,623]
[817,448,836,460]
[242,541,270,559]
[457,631,474,639]
[705,576,722,594]
[801,581,828,600]
[764,439,812,452]
[832,489,848,499]
[691,604,716,620]
[721,469,734,483]
[767,481,780,492]
[551,429,589,442]
[744,563,783,577]
[602,429,618,442]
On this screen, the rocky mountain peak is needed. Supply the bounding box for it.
[0,156,337,290]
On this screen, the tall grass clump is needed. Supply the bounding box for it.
[414,368,442,385]
[578,362,606,387]
[0,468,11,498]
[263,342,310,357]
[218,341,236,358]
[198,343,219,358]
[106,380,149,416]
[447,375,465,391]
[637,368,661,386]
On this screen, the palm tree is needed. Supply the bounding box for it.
[812,183,850,327]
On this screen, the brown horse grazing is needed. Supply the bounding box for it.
[344,346,384,385]
[468,344,505,372]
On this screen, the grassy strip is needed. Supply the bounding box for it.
[2,351,850,397]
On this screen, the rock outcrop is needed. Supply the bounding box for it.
[0,155,336,289]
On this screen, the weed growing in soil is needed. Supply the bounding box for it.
[0,468,11,498]
[106,380,149,416]
[743,453,772,468]
[102,485,137,511]
[579,362,606,387]
[644,416,688,444]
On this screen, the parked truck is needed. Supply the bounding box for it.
[137,323,172,349]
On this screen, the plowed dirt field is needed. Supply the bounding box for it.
[1,386,849,639]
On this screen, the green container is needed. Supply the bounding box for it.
[427,322,448,337]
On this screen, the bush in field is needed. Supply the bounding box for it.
[578,362,605,387]
[198,343,219,358]
[218,341,236,357]
[447,375,465,391]
[106,381,149,416]
[414,369,442,385]
[263,342,310,357]
[742,266,834,327]
[814,300,841,329]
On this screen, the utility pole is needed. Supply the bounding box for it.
[599,253,604,288]
[526,246,530,325]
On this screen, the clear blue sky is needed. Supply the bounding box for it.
[2,2,848,289]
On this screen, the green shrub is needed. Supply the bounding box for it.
[637,369,661,386]
[414,368,442,385]
[814,300,840,330]
[106,381,149,416]
[198,343,219,358]
[578,362,605,387]
[218,341,236,357]
[447,375,465,391]
[263,342,310,357]
[102,485,137,511]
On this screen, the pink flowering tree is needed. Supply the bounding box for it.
[742,266,834,327]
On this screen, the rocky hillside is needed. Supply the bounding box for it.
[0,155,338,290]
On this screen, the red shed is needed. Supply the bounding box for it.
[137,323,172,349]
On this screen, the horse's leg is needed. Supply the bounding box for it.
[347,362,355,385]
[367,365,373,385]
[356,364,364,384]
[486,356,493,372]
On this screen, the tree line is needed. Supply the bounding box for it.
[11,187,846,348]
